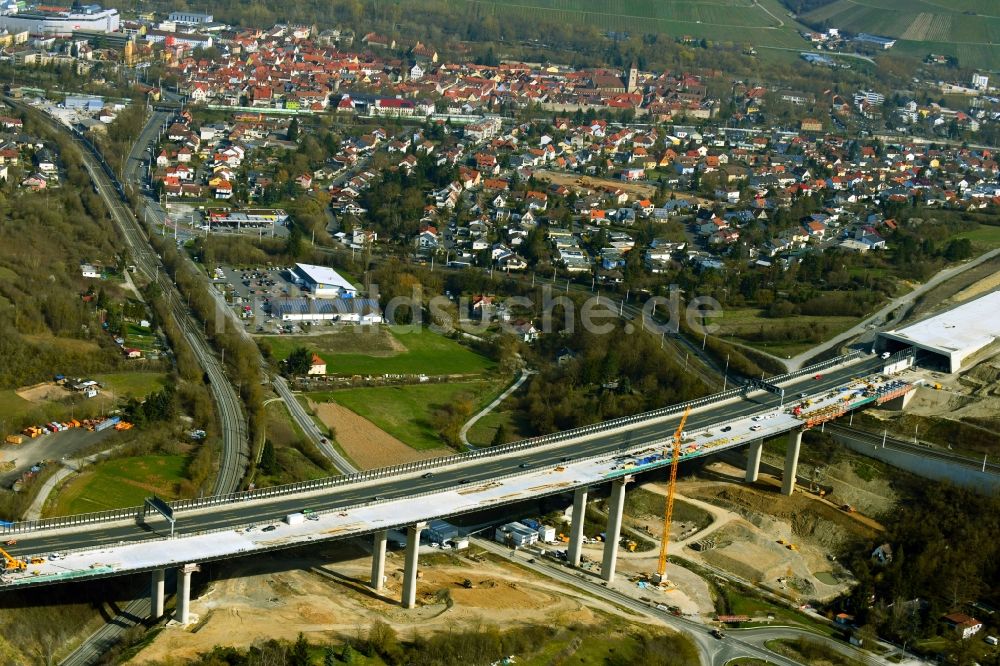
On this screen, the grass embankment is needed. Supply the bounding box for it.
[255,400,336,485]
[261,326,495,376]
[309,380,503,450]
[715,307,858,359]
[764,637,864,666]
[47,455,188,514]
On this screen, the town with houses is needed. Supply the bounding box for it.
[0,5,997,287]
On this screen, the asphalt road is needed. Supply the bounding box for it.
[10,356,882,561]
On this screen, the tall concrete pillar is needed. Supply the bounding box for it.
[151,568,165,619]
[401,522,426,609]
[371,529,388,591]
[567,486,588,567]
[601,476,631,583]
[745,439,763,483]
[175,563,199,625]
[782,430,803,496]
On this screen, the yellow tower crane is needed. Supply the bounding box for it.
[655,406,690,584]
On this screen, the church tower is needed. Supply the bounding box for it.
[626,62,638,93]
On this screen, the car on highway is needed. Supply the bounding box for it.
[5,539,15,546]
[750,425,762,431]
[422,472,433,478]
[711,629,726,639]
[519,462,530,468]
[262,525,277,532]
[459,479,470,484]
[814,374,823,380]
[721,426,732,432]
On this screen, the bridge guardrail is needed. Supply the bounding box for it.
[0,351,866,536]
[17,438,675,564]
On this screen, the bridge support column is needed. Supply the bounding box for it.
[401,522,426,609]
[745,439,763,483]
[567,486,588,567]
[151,568,165,619]
[175,563,199,625]
[601,476,631,583]
[782,430,803,496]
[371,530,387,591]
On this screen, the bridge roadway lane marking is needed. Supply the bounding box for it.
[5,357,883,561]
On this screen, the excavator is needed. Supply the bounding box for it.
[0,545,26,573]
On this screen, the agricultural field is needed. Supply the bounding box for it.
[457,0,808,46]
[261,326,495,377]
[46,455,188,515]
[802,0,1000,68]
[308,380,504,450]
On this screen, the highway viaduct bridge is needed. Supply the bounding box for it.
[0,351,916,624]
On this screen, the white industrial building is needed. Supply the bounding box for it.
[271,297,382,324]
[291,263,358,298]
[0,2,120,36]
[878,291,1000,373]
[494,522,539,547]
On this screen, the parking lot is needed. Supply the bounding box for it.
[212,265,308,334]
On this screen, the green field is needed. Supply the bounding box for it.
[803,0,1000,68]
[0,390,39,421]
[262,326,495,376]
[955,224,1000,250]
[46,455,188,515]
[715,307,857,358]
[309,380,503,450]
[93,372,169,399]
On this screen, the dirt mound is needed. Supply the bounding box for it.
[312,400,450,469]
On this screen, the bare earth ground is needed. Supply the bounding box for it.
[311,400,450,469]
[129,544,656,664]
[535,169,710,204]
[15,381,71,402]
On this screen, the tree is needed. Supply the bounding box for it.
[287,117,299,142]
[491,423,508,447]
[290,632,309,666]
[260,440,277,475]
[324,645,337,666]
[285,346,313,376]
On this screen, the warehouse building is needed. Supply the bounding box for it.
[0,2,120,36]
[878,291,1000,373]
[271,297,381,323]
[291,263,357,298]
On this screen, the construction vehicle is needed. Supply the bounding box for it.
[786,543,798,551]
[933,383,942,390]
[622,538,637,552]
[4,435,22,445]
[841,504,855,513]
[654,406,691,585]
[0,546,25,572]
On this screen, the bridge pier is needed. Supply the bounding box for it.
[401,522,426,609]
[371,530,387,592]
[601,476,631,582]
[567,486,588,567]
[745,439,763,483]
[151,568,165,619]
[782,430,803,496]
[175,563,199,625]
